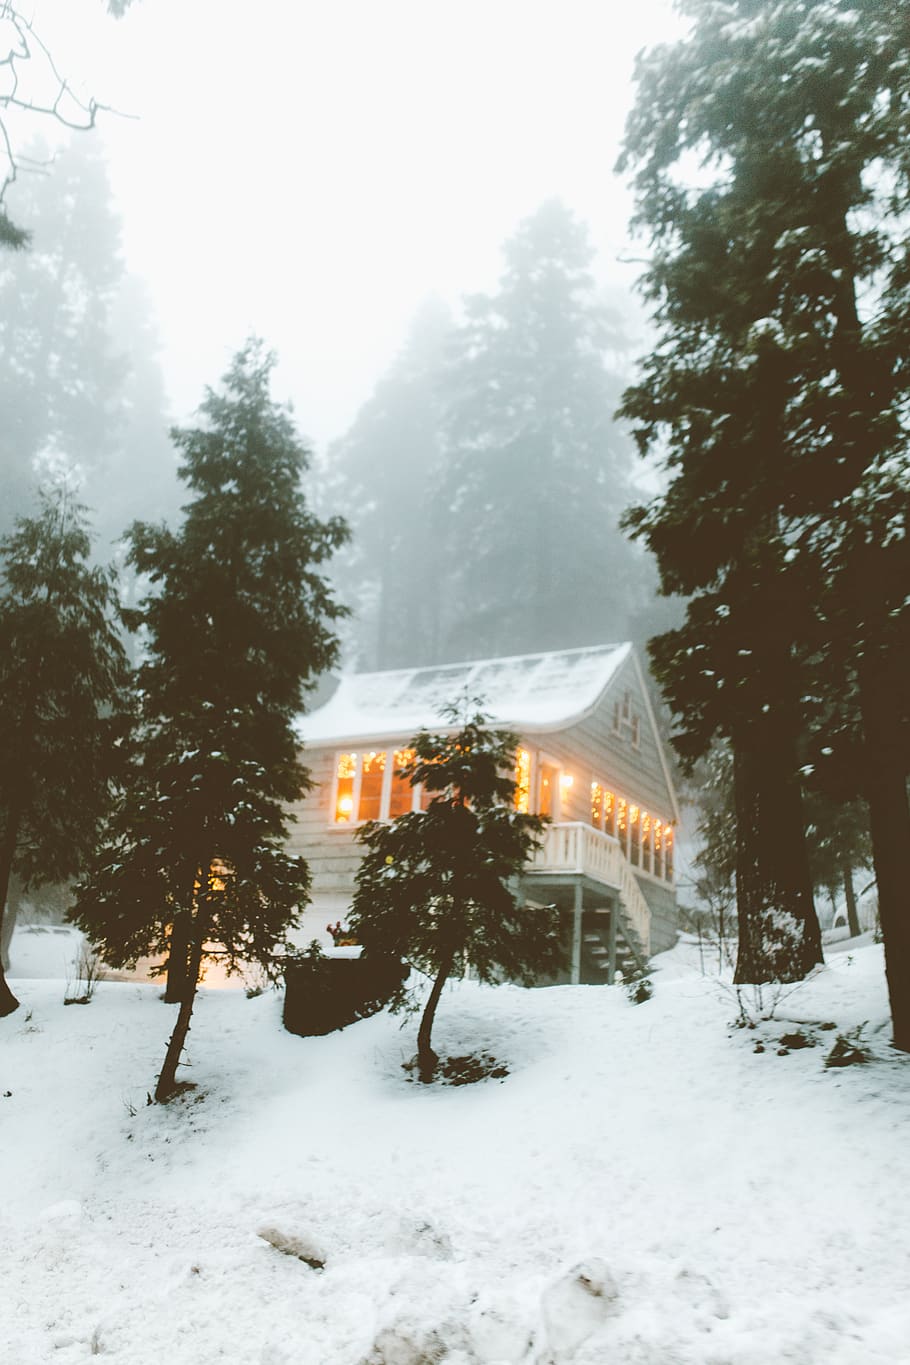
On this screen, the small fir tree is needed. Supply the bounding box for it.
[72,341,348,1099]
[349,702,560,1082]
[0,490,130,1016]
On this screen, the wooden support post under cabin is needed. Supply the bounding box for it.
[570,882,583,985]
[607,900,618,985]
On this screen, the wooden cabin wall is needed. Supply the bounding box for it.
[560,655,675,820]
[286,746,363,900]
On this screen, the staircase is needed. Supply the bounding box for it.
[524,822,653,982]
[579,908,648,985]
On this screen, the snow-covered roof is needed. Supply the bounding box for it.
[296,643,632,746]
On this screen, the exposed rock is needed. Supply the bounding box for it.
[256,1224,326,1270]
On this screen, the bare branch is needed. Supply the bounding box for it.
[0,1,124,233]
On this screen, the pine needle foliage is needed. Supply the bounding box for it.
[0,489,130,1016]
[350,701,560,1080]
[72,340,348,1096]
[616,0,910,998]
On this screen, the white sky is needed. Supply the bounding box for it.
[27,0,682,449]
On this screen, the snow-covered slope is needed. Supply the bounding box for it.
[2,933,908,1364]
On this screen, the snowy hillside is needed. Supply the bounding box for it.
[2,932,909,1364]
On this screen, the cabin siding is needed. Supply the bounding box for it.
[634,877,677,954]
[561,655,675,821]
[287,746,363,896]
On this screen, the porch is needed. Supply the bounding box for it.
[521,822,652,985]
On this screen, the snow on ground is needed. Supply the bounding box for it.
[2,931,909,1365]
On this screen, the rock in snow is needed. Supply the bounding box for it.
[257,1224,326,1270]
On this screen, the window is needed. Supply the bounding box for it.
[538,762,558,818]
[389,748,415,817]
[334,753,357,823]
[653,819,663,878]
[359,751,385,821]
[591,781,604,828]
[641,811,652,873]
[604,789,616,838]
[664,826,675,882]
[630,804,641,866]
[515,748,531,813]
[616,797,628,856]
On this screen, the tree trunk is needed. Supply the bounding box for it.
[164,911,192,1003]
[842,863,861,939]
[155,914,207,1101]
[858,651,910,1052]
[416,946,456,1083]
[0,806,23,1017]
[732,711,824,985]
[0,876,20,972]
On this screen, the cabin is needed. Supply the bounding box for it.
[289,643,680,984]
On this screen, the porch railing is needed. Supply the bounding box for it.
[525,822,651,953]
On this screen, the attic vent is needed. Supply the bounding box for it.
[611,691,641,750]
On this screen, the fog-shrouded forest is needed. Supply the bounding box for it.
[2,0,909,1033]
[2,8,910,1359]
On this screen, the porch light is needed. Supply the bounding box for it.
[560,774,574,789]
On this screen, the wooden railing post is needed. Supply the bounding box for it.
[570,880,583,985]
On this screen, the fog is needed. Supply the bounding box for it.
[22,0,680,443]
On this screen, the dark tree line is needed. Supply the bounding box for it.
[618,0,910,1045]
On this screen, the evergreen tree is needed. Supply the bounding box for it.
[349,702,560,1082]
[324,298,453,669]
[0,138,179,545]
[0,489,130,1016]
[617,0,910,1006]
[435,199,650,661]
[72,341,348,1100]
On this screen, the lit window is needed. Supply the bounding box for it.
[335,753,357,823]
[630,804,641,866]
[617,797,628,855]
[539,763,558,818]
[664,826,675,882]
[642,812,652,873]
[390,749,414,818]
[653,819,663,878]
[604,789,616,838]
[358,751,386,821]
[515,749,531,813]
[591,781,604,829]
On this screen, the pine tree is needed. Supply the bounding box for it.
[72,341,348,1099]
[324,298,453,669]
[349,702,560,1082]
[0,138,179,546]
[617,0,910,1002]
[0,490,130,1016]
[435,199,649,661]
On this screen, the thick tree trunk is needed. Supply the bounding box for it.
[155,914,207,1101]
[0,877,20,973]
[842,863,861,939]
[416,946,456,1083]
[858,652,910,1052]
[732,713,823,985]
[164,911,192,1003]
[0,807,23,1017]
